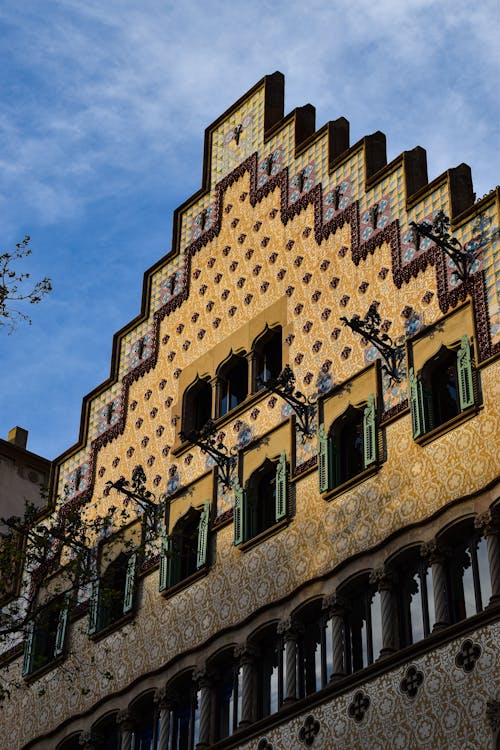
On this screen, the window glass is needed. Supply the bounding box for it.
[427,349,460,427]
[183,380,212,435]
[99,553,128,629]
[255,328,282,390]
[220,357,248,415]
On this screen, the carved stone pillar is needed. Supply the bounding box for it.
[79,731,102,750]
[193,667,212,749]
[277,616,303,704]
[245,350,256,395]
[475,509,500,606]
[117,710,134,750]
[154,687,175,750]
[210,375,223,419]
[234,644,258,727]
[369,566,396,657]
[323,593,348,680]
[421,539,450,631]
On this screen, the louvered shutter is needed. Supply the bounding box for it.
[196,501,210,569]
[87,579,100,635]
[158,524,169,592]
[233,482,245,545]
[275,451,288,522]
[318,423,333,492]
[54,593,71,657]
[22,620,35,676]
[122,552,137,614]
[363,394,377,468]
[457,335,474,410]
[409,368,427,438]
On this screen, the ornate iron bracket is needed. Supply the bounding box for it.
[105,465,159,529]
[341,303,405,383]
[410,210,480,284]
[262,365,316,438]
[180,420,237,490]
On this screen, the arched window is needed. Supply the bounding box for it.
[234,452,288,545]
[390,547,435,647]
[92,714,120,750]
[296,600,332,697]
[318,395,377,492]
[23,593,70,676]
[56,736,81,750]
[167,673,200,750]
[442,520,492,622]
[131,692,157,750]
[409,335,475,438]
[88,551,137,634]
[182,378,212,436]
[217,354,248,417]
[339,576,382,673]
[211,650,242,740]
[251,625,284,719]
[253,326,282,391]
[159,502,210,592]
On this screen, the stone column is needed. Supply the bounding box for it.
[475,508,500,607]
[234,644,258,727]
[277,616,303,704]
[369,566,396,657]
[116,710,134,750]
[421,539,450,631]
[245,350,256,394]
[323,593,348,680]
[210,375,223,419]
[193,667,212,749]
[154,686,175,750]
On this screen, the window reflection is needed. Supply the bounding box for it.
[168,676,199,750]
[393,549,434,647]
[253,628,283,719]
[342,579,381,673]
[446,523,491,622]
[131,693,156,750]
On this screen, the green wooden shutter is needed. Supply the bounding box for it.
[159,524,168,592]
[22,620,35,677]
[233,482,245,545]
[54,593,71,657]
[409,368,427,438]
[196,501,210,569]
[363,394,377,468]
[457,335,474,410]
[318,423,333,492]
[275,451,288,522]
[122,552,137,615]
[87,579,100,635]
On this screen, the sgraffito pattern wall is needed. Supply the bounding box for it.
[1,73,498,748]
[237,622,500,750]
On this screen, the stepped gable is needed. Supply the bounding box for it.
[52,72,500,518]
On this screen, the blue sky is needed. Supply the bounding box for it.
[0,0,498,460]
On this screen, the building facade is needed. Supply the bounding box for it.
[1,72,499,749]
[0,427,51,606]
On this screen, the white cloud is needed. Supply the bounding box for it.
[0,0,498,456]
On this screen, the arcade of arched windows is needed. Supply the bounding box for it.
[180,325,282,436]
[56,505,500,749]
